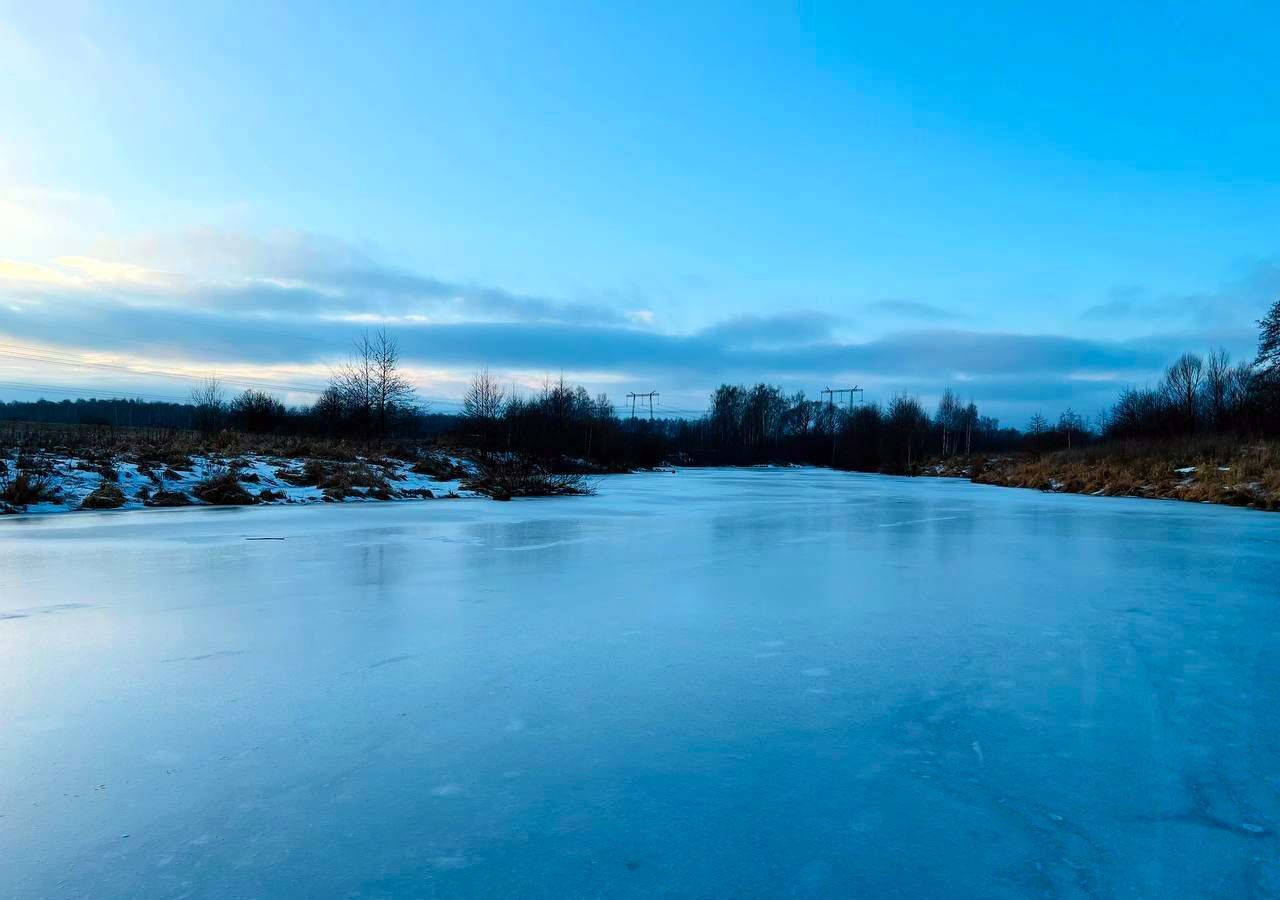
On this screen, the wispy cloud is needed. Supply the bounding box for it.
[864,299,966,321]
[1081,261,1280,336]
[9,228,634,326]
[698,311,840,347]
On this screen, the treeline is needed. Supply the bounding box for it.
[189,330,441,438]
[663,384,1022,473]
[1101,348,1280,440]
[0,394,459,438]
[1088,299,1280,442]
[457,370,667,470]
[1,397,200,429]
[2,330,457,440]
[453,374,1006,474]
[8,299,1280,471]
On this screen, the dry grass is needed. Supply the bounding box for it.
[80,481,126,510]
[2,424,600,511]
[0,460,61,511]
[146,489,195,507]
[409,453,470,481]
[936,439,1280,511]
[275,458,393,500]
[463,454,594,500]
[193,470,258,505]
[0,421,436,469]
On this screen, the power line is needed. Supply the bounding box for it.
[0,379,190,403]
[0,343,331,394]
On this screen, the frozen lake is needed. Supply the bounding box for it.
[2,467,1278,898]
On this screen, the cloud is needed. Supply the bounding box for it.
[54,256,171,285]
[0,289,1177,381]
[1079,286,1147,322]
[0,296,1184,424]
[0,259,80,286]
[864,299,965,321]
[0,225,1267,425]
[1081,261,1280,334]
[62,227,631,325]
[699,311,839,347]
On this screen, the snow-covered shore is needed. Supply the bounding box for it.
[0,449,482,515]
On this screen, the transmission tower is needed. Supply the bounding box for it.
[821,385,864,465]
[626,391,659,420]
[820,386,864,411]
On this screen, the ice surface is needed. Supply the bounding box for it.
[1,468,1278,898]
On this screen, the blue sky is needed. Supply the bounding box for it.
[1,2,1278,422]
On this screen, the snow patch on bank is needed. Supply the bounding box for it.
[1,450,480,515]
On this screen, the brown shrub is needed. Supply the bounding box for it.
[0,463,61,509]
[80,481,126,509]
[410,454,470,481]
[147,490,194,507]
[278,459,392,500]
[463,454,593,500]
[193,471,257,505]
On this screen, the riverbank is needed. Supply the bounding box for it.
[10,427,1279,517]
[0,446,482,514]
[922,439,1280,511]
[0,434,596,514]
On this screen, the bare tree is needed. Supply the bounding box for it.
[334,332,374,428]
[962,401,978,454]
[1058,407,1084,450]
[885,394,929,471]
[228,388,286,433]
[312,384,345,432]
[463,368,506,430]
[1228,361,1254,414]
[371,329,416,434]
[332,329,416,437]
[935,389,961,456]
[785,390,813,435]
[1205,347,1232,429]
[190,376,225,432]
[1163,352,1204,430]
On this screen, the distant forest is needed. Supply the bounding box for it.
[6,300,1280,475]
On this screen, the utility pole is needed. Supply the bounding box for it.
[626,391,659,420]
